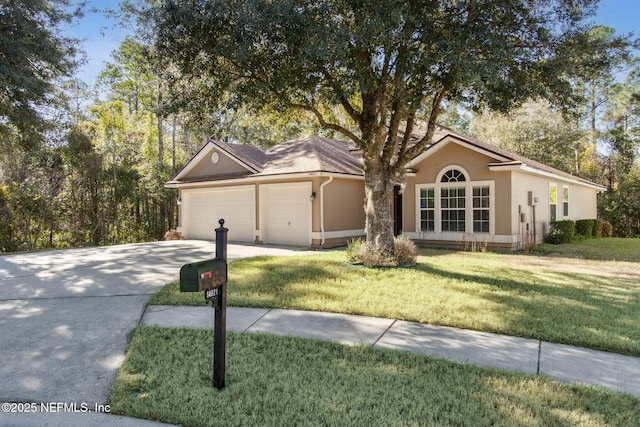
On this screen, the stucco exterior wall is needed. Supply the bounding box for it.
[322,178,365,231]
[187,148,249,177]
[403,141,515,250]
[511,171,601,246]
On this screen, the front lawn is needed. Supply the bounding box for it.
[150,248,640,356]
[533,237,640,262]
[109,325,640,427]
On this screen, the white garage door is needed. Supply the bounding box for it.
[183,186,255,242]
[262,183,311,246]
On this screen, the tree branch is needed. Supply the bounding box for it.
[291,103,363,146]
[321,69,362,126]
[402,88,446,163]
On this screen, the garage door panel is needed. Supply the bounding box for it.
[263,184,310,246]
[185,187,254,242]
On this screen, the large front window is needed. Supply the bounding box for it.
[417,167,493,235]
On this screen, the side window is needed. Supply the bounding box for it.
[563,187,569,217]
[473,186,490,233]
[549,184,557,223]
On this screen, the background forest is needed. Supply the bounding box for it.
[1,1,639,253]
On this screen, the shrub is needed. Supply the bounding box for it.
[575,219,593,238]
[546,220,575,244]
[601,221,613,237]
[346,235,417,266]
[393,235,417,265]
[345,238,365,263]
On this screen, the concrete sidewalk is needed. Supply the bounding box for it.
[143,305,640,397]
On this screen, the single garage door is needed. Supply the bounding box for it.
[262,183,311,246]
[183,186,255,242]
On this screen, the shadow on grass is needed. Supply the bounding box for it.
[412,262,640,356]
[149,252,640,356]
[109,326,640,427]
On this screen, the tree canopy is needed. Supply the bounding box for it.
[152,0,631,262]
[0,0,82,146]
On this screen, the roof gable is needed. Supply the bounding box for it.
[409,126,605,191]
[172,141,263,183]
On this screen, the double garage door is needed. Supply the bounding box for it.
[182,183,311,246]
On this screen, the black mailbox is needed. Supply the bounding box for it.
[178,218,228,390]
[179,258,227,292]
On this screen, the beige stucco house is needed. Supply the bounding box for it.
[165,126,605,251]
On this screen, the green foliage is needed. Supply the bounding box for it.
[0,0,82,146]
[345,238,364,263]
[599,166,640,237]
[601,221,614,237]
[0,184,16,252]
[546,220,576,244]
[110,326,640,427]
[592,219,602,238]
[575,219,594,237]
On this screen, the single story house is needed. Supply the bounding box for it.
[165,126,605,251]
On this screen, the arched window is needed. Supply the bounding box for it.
[441,169,466,183]
[418,166,492,236]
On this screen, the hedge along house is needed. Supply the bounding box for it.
[165,127,605,251]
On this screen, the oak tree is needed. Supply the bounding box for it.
[152,0,624,262]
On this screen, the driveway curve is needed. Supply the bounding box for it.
[0,241,310,407]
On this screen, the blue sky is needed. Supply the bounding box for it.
[65,0,640,89]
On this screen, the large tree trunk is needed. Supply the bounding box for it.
[363,164,395,262]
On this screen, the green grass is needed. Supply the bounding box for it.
[109,325,640,427]
[533,237,640,262]
[150,249,640,356]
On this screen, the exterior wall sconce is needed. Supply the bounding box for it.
[310,192,316,202]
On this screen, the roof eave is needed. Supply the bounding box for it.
[489,163,607,191]
[165,171,365,189]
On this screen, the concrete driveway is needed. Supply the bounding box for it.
[0,241,308,412]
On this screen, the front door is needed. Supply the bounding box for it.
[393,185,403,236]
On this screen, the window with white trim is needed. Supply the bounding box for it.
[441,187,466,232]
[417,167,494,236]
[550,183,557,223]
[562,186,569,217]
[419,188,435,231]
[473,186,490,233]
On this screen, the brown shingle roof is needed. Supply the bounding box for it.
[170,126,602,190]
[257,135,362,176]
[212,139,268,171]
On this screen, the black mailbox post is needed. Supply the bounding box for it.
[179,218,228,390]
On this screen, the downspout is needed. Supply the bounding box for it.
[320,176,333,246]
